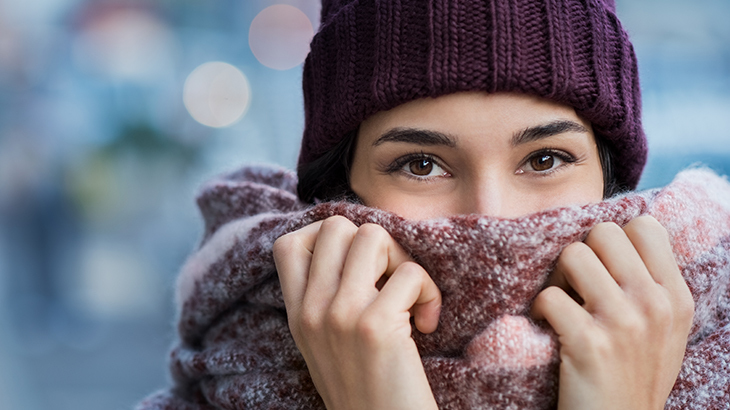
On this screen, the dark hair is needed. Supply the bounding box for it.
[596,134,623,198]
[298,129,621,204]
[297,128,360,204]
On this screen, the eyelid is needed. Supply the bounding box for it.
[518,148,577,174]
[384,152,451,178]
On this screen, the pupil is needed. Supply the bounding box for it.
[531,155,554,171]
[410,159,433,176]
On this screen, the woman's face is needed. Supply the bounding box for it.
[350,92,604,220]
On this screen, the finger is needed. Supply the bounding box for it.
[584,222,655,291]
[622,216,681,288]
[531,285,593,338]
[303,216,358,311]
[623,216,695,324]
[273,221,324,315]
[337,223,412,300]
[554,242,622,311]
[367,261,442,334]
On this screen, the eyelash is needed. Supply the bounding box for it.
[384,152,449,180]
[384,148,578,180]
[520,149,578,175]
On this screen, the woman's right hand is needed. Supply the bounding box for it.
[273,216,442,410]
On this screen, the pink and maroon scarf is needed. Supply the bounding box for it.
[138,166,730,409]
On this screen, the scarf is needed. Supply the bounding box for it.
[137,166,730,410]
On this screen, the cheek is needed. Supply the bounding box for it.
[500,158,604,217]
[536,185,601,210]
[350,157,460,220]
[359,188,460,220]
[531,164,604,210]
[579,159,606,202]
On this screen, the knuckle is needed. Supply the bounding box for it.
[645,285,694,330]
[595,221,623,234]
[559,241,594,262]
[615,311,647,336]
[589,336,613,360]
[587,221,623,241]
[532,286,567,318]
[632,215,662,230]
[396,261,425,278]
[535,285,562,305]
[356,312,386,345]
[682,293,696,318]
[320,215,355,232]
[570,325,612,358]
[628,215,669,239]
[647,295,674,325]
[323,307,351,334]
[286,323,304,345]
[584,333,611,355]
[287,313,306,340]
[273,233,295,255]
[298,308,322,336]
[676,288,696,325]
[356,223,389,241]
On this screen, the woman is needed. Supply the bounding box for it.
[275,90,693,409]
[274,0,692,407]
[138,1,730,409]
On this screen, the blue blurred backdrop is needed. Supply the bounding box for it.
[0,0,727,409]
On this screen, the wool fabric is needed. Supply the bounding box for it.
[137,165,730,410]
[299,0,646,190]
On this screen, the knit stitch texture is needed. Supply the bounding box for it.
[300,0,646,190]
[138,166,730,409]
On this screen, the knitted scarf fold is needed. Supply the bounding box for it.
[138,166,730,410]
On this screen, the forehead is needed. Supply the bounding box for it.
[358,91,588,144]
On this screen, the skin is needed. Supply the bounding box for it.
[274,92,694,410]
[350,91,604,219]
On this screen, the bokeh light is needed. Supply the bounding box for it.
[183,62,252,128]
[73,9,175,81]
[249,5,314,70]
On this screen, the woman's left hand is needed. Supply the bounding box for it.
[531,215,695,410]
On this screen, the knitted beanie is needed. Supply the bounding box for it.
[299,0,646,190]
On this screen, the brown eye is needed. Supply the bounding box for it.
[530,154,554,171]
[409,159,434,176]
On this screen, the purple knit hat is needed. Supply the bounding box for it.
[299,0,646,190]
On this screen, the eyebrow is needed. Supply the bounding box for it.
[372,120,588,148]
[372,127,457,147]
[511,120,589,146]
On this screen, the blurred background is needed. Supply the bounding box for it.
[0,0,727,409]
